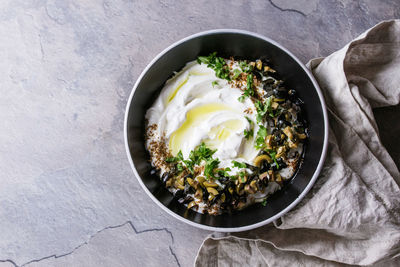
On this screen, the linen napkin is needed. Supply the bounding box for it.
[195,20,400,267]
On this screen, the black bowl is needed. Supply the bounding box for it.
[124,30,328,232]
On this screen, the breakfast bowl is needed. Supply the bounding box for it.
[124,29,328,232]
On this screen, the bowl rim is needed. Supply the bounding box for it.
[124,29,329,232]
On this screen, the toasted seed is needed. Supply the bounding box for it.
[207,187,219,195]
[203,181,218,188]
[254,154,272,167]
[274,98,285,102]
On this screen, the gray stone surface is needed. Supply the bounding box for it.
[0,1,398,266]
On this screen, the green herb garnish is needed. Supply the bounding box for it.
[165,150,184,163]
[217,167,231,177]
[239,61,253,73]
[211,81,219,87]
[204,158,220,179]
[255,125,268,149]
[261,199,267,206]
[244,129,254,139]
[245,116,253,124]
[269,151,279,168]
[232,160,247,169]
[232,69,242,79]
[197,52,231,80]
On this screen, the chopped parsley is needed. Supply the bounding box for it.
[165,150,184,163]
[245,116,253,124]
[211,81,219,87]
[204,158,220,179]
[232,160,247,169]
[216,167,231,177]
[239,61,253,73]
[255,125,268,149]
[261,199,267,206]
[232,68,242,79]
[255,97,272,123]
[244,129,253,139]
[197,52,230,80]
[269,151,279,168]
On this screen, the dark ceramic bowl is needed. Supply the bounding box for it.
[124,30,328,232]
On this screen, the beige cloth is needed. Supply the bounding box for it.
[195,20,400,267]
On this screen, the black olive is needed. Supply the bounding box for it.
[277,158,287,169]
[273,87,288,99]
[181,195,193,204]
[184,173,193,179]
[260,161,269,173]
[210,194,220,205]
[219,177,228,184]
[254,71,262,81]
[161,172,170,184]
[174,189,184,199]
[202,189,209,201]
[245,163,258,172]
[288,89,297,101]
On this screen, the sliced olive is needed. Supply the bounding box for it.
[194,188,203,200]
[254,154,272,167]
[203,181,218,188]
[244,184,255,194]
[207,187,219,195]
[187,201,197,209]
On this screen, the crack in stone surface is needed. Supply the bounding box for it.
[268,0,307,17]
[0,221,180,267]
[0,259,18,267]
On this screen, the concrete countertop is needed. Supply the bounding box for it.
[0,1,399,266]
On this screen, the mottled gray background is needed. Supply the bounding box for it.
[0,0,399,266]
